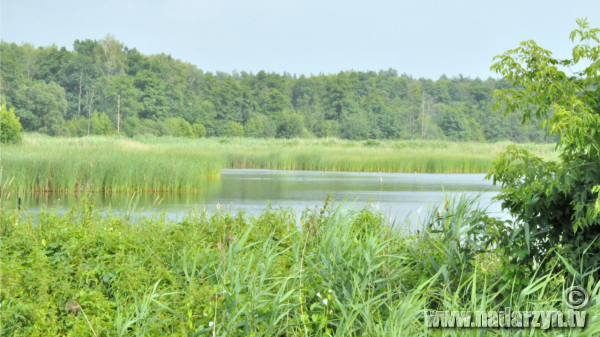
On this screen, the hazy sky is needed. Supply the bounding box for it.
[2,0,599,79]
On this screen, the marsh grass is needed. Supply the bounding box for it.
[137,134,558,173]
[2,193,598,336]
[2,133,557,192]
[2,134,222,193]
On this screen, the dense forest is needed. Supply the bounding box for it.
[0,35,553,142]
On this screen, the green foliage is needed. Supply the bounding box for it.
[191,122,207,138]
[121,116,140,137]
[0,39,558,142]
[91,111,116,135]
[276,112,304,138]
[488,19,600,280]
[223,120,245,137]
[11,80,69,136]
[135,70,168,120]
[245,113,276,138]
[165,117,194,138]
[4,196,600,335]
[0,104,23,144]
[66,115,88,137]
[363,139,380,147]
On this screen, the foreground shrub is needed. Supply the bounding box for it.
[488,19,600,284]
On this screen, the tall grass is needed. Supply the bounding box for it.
[2,134,222,193]
[2,193,598,336]
[2,133,558,192]
[137,134,558,173]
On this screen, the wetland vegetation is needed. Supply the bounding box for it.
[1,133,557,193]
[3,194,600,336]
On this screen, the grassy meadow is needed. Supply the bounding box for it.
[1,133,558,193]
[3,193,599,336]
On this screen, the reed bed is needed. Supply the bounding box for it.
[2,134,222,193]
[129,135,559,173]
[2,133,557,192]
[2,194,597,336]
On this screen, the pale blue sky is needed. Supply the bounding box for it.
[2,0,598,79]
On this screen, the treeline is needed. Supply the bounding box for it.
[0,35,553,142]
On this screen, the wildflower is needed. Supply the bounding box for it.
[323,299,328,305]
[328,289,332,293]
[209,321,214,327]
[316,292,321,298]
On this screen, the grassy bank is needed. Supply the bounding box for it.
[1,134,558,192]
[2,195,598,336]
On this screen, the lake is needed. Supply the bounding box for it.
[10,169,504,222]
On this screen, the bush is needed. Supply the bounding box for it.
[224,120,245,137]
[363,139,380,147]
[0,104,23,144]
[192,122,207,138]
[245,114,276,138]
[488,19,600,283]
[91,112,116,136]
[165,117,194,138]
[66,115,88,137]
[276,113,304,138]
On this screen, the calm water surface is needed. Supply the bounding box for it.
[12,169,504,222]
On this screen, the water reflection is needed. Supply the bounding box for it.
[7,169,504,222]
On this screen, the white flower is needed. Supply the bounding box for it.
[323,299,328,305]
[209,321,214,327]
[328,289,332,293]
[316,292,321,298]
[204,313,208,317]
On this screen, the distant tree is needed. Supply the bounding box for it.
[121,116,141,137]
[0,37,564,143]
[12,80,68,135]
[438,105,468,141]
[341,113,370,140]
[95,34,125,79]
[469,85,493,103]
[134,70,168,120]
[246,113,276,138]
[276,113,304,138]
